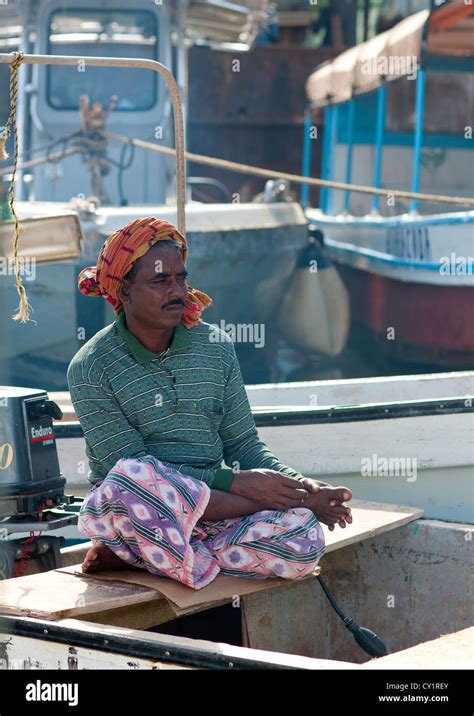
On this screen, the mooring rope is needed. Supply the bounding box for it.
[0,51,32,323]
[102,131,474,208]
[2,127,473,209]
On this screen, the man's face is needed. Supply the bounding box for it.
[119,243,188,329]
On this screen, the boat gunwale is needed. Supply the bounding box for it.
[53,396,473,438]
[0,614,301,671]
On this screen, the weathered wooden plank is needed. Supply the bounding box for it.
[0,570,159,620]
[76,597,181,629]
[324,502,424,553]
[58,564,290,611]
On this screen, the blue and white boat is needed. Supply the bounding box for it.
[303,2,474,367]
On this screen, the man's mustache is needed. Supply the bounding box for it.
[162,298,185,309]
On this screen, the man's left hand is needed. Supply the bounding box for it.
[299,478,353,531]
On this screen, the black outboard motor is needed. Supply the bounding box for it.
[0,387,82,579]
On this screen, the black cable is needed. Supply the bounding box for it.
[16,130,82,159]
[316,574,390,658]
[113,138,135,206]
[316,574,347,622]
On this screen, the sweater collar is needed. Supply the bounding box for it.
[115,311,191,364]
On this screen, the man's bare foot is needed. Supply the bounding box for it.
[82,541,132,573]
[300,481,353,531]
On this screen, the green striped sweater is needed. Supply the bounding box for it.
[67,312,304,490]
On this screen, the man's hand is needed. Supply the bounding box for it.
[300,478,353,531]
[230,469,310,510]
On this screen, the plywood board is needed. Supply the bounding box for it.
[0,569,160,620]
[324,501,424,554]
[58,564,290,612]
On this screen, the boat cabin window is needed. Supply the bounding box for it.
[47,9,158,111]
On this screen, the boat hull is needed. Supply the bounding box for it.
[306,209,474,367]
[0,202,308,388]
[339,264,474,366]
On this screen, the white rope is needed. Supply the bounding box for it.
[103,131,474,208]
[2,128,473,208]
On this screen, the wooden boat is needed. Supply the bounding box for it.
[304,3,474,367]
[0,489,471,669]
[0,369,471,668]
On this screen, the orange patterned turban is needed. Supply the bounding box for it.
[77,217,212,328]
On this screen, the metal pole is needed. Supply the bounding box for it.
[0,52,187,234]
[325,105,338,215]
[321,105,338,214]
[410,68,426,214]
[343,99,355,213]
[300,109,313,208]
[372,83,386,213]
[363,0,370,41]
[320,107,329,212]
[15,0,32,201]
[175,0,188,201]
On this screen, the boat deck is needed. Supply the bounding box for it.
[2,500,473,668]
[0,501,422,630]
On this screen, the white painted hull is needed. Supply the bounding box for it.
[306,208,474,286]
[245,370,474,407]
[305,210,474,365]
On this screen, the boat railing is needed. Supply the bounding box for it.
[305,69,432,216]
[0,52,187,234]
[302,4,474,217]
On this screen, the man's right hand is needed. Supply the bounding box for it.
[229,469,310,510]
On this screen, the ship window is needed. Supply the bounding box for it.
[46,9,158,111]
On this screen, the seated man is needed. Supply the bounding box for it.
[68,217,352,589]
